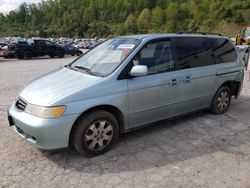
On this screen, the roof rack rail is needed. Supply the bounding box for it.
[176,31,223,36]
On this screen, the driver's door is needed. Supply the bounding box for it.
[128,39,182,128]
[44,40,55,54]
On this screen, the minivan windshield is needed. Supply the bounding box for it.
[71,38,140,76]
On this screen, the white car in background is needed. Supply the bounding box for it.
[0,43,7,56]
[236,45,249,70]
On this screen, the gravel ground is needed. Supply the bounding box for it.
[0,56,250,188]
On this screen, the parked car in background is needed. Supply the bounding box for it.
[63,44,83,56]
[235,27,250,70]
[4,41,29,58]
[0,37,105,56]
[88,42,100,50]
[0,43,7,57]
[8,33,244,157]
[14,39,65,59]
[2,45,15,58]
[236,45,249,69]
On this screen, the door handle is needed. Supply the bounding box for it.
[183,76,191,83]
[169,79,178,86]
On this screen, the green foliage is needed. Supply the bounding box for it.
[137,8,151,33]
[123,13,137,34]
[152,6,165,32]
[0,0,250,37]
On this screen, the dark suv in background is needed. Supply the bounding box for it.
[13,39,65,59]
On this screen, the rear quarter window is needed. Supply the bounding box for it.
[208,38,237,63]
[172,37,214,69]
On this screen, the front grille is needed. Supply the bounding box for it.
[15,98,27,111]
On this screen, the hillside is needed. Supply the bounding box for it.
[0,0,250,38]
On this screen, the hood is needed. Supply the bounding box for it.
[20,67,101,106]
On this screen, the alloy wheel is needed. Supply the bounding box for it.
[217,90,230,111]
[84,120,113,151]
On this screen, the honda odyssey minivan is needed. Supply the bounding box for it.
[8,33,245,157]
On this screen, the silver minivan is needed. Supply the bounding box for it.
[8,34,245,157]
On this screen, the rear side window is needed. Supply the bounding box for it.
[172,37,213,69]
[45,41,53,46]
[208,38,237,63]
[36,40,46,46]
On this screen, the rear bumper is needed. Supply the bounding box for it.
[8,104,79,150]
[238,68,245,97]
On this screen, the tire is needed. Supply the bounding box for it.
[49,54,55,58]
[77,51,82,56]
[211,86,232,114]
[72,110,119,157]
[24,51,33,59]
[16,55,23,59]
[57,50,65,58]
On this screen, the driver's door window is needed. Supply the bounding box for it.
[133,40,175,75]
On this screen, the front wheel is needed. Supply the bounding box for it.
[72,110,119,157]
[77,51,82,56]
[211,86,231,114]
[24,51,33,59]
[49,54,55,58]
[16,54,24,59]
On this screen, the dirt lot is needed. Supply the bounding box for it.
[1,56,250,188]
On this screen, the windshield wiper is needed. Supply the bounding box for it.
[73,65,101,76]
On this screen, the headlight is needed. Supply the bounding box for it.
[25,104,66,118]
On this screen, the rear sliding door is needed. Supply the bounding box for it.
[171,37,217,113]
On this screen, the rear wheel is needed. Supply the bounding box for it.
[72,110,119,157]
[57,50,65,58]
[49,54,55,58]
[211,86,231,114]
[24,51,33,59]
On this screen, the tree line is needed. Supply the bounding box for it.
[0,0,250,38]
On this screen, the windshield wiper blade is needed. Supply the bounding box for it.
[73,65,100,76]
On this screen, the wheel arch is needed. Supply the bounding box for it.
[57,47,65,53]
[69,104,125,146]
[24,49,33,54]
[220,81,241,98]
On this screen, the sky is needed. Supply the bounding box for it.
[0,0,42,14]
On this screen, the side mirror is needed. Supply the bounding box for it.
[130,65,148,77]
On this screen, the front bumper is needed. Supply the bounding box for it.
[3,50,15,57]
[8,104,79,150]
